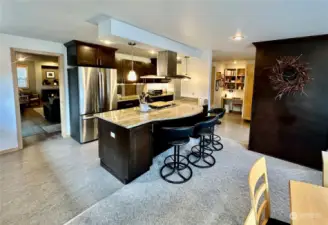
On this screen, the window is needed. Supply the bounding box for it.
[17,65,29,88]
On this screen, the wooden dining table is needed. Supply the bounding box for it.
[289,180,328,225]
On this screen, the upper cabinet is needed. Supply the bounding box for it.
[116,58,158,83]
[65,40,117,68]
[97,46,116,67]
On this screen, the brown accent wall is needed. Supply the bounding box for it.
[250,35,328,170]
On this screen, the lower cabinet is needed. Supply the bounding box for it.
[150,95,174,102]
[117,100,140,110]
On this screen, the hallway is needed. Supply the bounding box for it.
[217,112,250,148]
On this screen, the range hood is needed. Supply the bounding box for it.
[140,50,191,80]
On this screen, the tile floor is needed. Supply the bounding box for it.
[217,112,250,148]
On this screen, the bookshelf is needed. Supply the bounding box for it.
[224,68,246,90]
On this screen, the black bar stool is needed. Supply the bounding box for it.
[159,126,194,184]
[205,108,226,151]
[187,115,220,168]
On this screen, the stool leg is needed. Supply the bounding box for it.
[205,126,223,151]
[173,146,177,169]
[176,146,179,169]
[160,144,193,184]
[188,135,216,168]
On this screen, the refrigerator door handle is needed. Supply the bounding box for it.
[99,70,105,111]
[98,70,102,111]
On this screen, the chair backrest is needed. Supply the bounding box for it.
[208,107,226,119]
[244,208,257,225]
[323,151,328,187]
[160,126,194,142]
[248,157,270,225]
[193,114,220,135]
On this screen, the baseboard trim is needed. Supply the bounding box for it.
[0,147,20,155]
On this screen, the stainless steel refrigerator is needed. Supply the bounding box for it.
[68,67,117,143]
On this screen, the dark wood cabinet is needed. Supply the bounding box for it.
[76,44,98,66]
[149,58,157,74]
[99,119,152,184]
[98,47,116,67]
[116,59,158,84]
[65,40,117,68]
[117,100,140,110]
[150,95,174,102]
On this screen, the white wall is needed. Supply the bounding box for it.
[0,33,69,152]
[179,50,212,102]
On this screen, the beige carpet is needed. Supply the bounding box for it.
[65,137,322,225]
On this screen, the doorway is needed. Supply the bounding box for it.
[212,61,255,148]
[11,49,66,149]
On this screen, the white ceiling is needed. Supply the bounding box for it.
[1,0,328,61]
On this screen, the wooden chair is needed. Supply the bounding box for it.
[244,209,257,225]
[248,157,289,225]
[323,151,328,187]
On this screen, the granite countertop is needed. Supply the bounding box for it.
[96,103,203,129]
[117,92,174,102]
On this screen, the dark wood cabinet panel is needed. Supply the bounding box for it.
[150,95,174,102]
[98,47,116,68]
[77,44,98,66]
[98,118,152,184]
[117,59,158,84]
[149,58,157,74]
[117,100,140,110]
[65,40,117,68]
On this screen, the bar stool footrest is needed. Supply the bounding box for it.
[187,151,216,168]
[164,154,189,170]
[160,162,193,184]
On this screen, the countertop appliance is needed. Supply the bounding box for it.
[68,67,117,143]
[148,89,163,96]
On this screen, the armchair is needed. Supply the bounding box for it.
[43,97,61,123]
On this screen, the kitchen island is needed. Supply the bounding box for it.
[96,103,204,184]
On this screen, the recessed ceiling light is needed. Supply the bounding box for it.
[18,56,26,62]
[231,34,244,41]
[233,60,237,64]
[149,50,156,54]
[101,40,112,45]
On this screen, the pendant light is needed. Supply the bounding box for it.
[183,56,191,81]
[127,42,137,82]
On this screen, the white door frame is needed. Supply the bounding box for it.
[10,47,67,150]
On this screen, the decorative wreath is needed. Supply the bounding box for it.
[270,55,311,100]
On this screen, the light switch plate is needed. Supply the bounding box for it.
[110,132,116,138]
